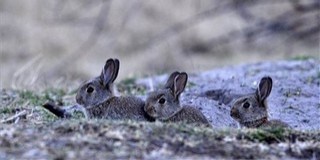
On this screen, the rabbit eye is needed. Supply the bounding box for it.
[86,86,94,93]
[243,102,250,108]
[158,98,166,104]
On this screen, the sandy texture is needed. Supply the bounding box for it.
[137,59,320,130]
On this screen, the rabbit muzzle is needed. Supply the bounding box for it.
[145,104,156,116]
[76,94,84,106]
[230,107,240,120]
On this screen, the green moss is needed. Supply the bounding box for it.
[0,89,78,122]
[119,77,136,86]
[17,90,43,106]
[0,107,14,114]
[117,77,148,95]
[18,90,38,99]
[255,127,286,142]
[187,82,196,88]
[71,110,86,119]
[290,55,316,60]
[15,88,75,107]
[236,127,292,144]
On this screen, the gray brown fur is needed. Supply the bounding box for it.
[144,71,211,127]
[85,96,150,120]
[76,58,153,121]
[230,76,290,128]
[162,106,210,127]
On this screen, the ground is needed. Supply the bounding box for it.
[0,120,319,159]
[0,59,319,159]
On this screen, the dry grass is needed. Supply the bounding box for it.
[1,0,319,89]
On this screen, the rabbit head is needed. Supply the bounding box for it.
[230,76,273,127]
[145,71,188,120]
[76,58,120,108]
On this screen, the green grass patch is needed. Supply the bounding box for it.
[289,55,316,60]
[249,127,286,143]
[117,77,148,95]
[0,88,77,122]
[187,82,196,88]
[0,107,15,114]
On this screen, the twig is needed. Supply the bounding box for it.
[1,110,28,123]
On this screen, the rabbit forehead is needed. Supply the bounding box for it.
[78,79,99,93]
[80,78,100,87]
[147,89,173,101]
[233,94,257,105]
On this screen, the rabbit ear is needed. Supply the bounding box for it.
[112,58,120,83]
[164,71,180,91]
[100,59,119,86]
[256,76,272,103]
[173,72,188,98]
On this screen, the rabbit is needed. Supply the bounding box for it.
[144,71,211,127]
[76,58,153,121]
[230,76,290,128]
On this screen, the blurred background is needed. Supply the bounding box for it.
[1,0,319,89]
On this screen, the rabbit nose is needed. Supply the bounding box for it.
[145,105,154,114]
[76,94,84,105]
[230,108,238,117]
